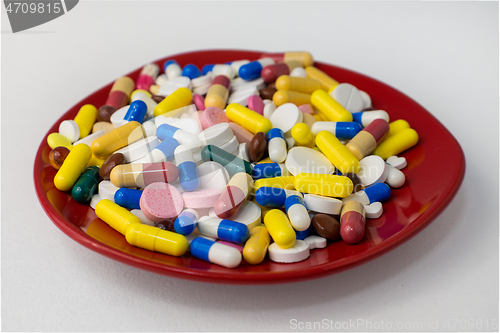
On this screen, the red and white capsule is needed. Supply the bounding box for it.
[340,201,366,245]
[205,75,231,110]
[136,63,160,91]
[261,60,302,83]
[214,173,253,219]
[346,118,389,160]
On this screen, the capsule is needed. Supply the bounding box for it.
[214,173,253,219]
[205,75,230,109]
[201,145,253,176]
[74,104,98,139]
[305,66,339,91]
[295,223,314,240]
[190,238,242,268]
[346,119,389,160]
[103,76,135,110]
[225,103,273,134]
[260,51,314,67]
[182,64,201,80]
[163,60,182,79]
[275,75,322,95]
[291,123,315,147]
[131,90,158,118]
[110,161,179,188]
[342,182,391,205]
[340,201,366,244]
[198,216,250,243]
[254,187,301,207]
[252,163,289,180]
[311,121,362,139]
[254,176,295,190]
[284,195,311,231]
[91,121,144,159]
[54,144,92,191]
[174,145,200,192]
[134,137,179,163]
[243,226,270,265]
[311,90,353,122]
[174,209,200,236]
[121,100,146,124]
[126,223,188,256]
[372,128,419,160]
[352,110,390,127]
[136,63,159,91]
[71,166,100,203]
[261,61,302,83]
[315,131,360,174]
[294,173,353,198]
[114,188,142,209]
[153,87,193,117]
[95,199,142,235]
[202,64,236,78]
[156,123,201,150]
[263,209,296,249]
[386,119,411,138]
[47,133,73,150]
[267,128,287,163]
[239,58,275,81]
[273,90,311,107]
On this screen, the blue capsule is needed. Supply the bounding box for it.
[114,188,143,209]
[239,61,263,81]
[174,209,199,235]
[254,187,300,208]
[252,163,287,180]
[124,100,148,124]
[295,223,314,240]
[364,183,391,204]
[174,145,200,192]
[163,60,177,72]
[352,110,389,128]
[190,237,242,268]
[182,64,201,80]
[202,64,215,75]
[198,217,249,243]
[284,195,310,231]
[335,122,363,139]
[267,128,287,163]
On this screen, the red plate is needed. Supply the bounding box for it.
[33,49,465,284]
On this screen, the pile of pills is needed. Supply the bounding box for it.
[46,51,419,268]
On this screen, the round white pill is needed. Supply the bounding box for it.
[304,194,343,215]
[268,240,310,263]
[199,123,234,146]
[270,103,303,134]
[285,147,334,176]
[98,181,120,201]
[359,90,372,109]
[290,67,307,78]
[357,155,389,187]
[191,73,213,88]
[304,235,327,249]
[110,105,129,128]
[197,161,230,191]
[263,101,277,119]
[59,120,80,143]
[331,83,365,113]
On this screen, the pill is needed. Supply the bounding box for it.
[252,163,289,180]
[190,237,242,268]
[303,194,343,215]
[372,128,419,160]
[311,214,341,241]
[157,76,192,97]
[123,100,148,124]
[58,120,80,144]
[261,51,314,67]
[302,113,317,129]
[249,132,267,162]
[87,155,105,168]
[305,66,339,91]
[197,161,230,190]
[343,172,363,193]
[226,103,273,135]
[47,133,73,150]
[174,144,200,191]
[90,121,144,159]
[385,164,405,188]
[386,119,411,139]
[73,104,98,139]
[273,90,311,107]
[247,95,265,115]
[139,182,184,223]
[198,123,233,147]
[214,172,253,219]
[342,182,391,206]
[239,58,275,81]
[182,188,221,209]
[311,90,352,122]
[155,74,168,86]
[315,131,359,174]
[346,119,389,160]
[275,75,322,95]
[136,63,159,91]
[386,155,407,170]
[90,194,102,210]
[114,136,160,163]
[264,209,296,249]
[205,75,230,110]
[340,200,366,244]
[95,199,141,235]
[254,176,296,191]
[285,195,311,231]
[242,226,270,265]
[199,106,230,130]
[364,201,383,219]
[174,209,200,235]
[228,122,255,145]
[102,76,135,111]
[98,180,119,201]
[237,143,250,162]
[260,87,277,100]
[295,223,313,240]
[153,87,193,117]
[310,121,362,139]
[72,131,106,148]
[262,101,277,120]
[298,104,314,114]
[304,235,327,250]
[352,110,390,128]
[54,144,92,191]
[97,105,117,123]
[182,64,201,79]
[255,187,300,207]
[260,60,302,83]
[294,173,353,198]
[270,103,303,134]
[267,128,287,163]
[268,240,310,263]
[193,94,206,111]
[134,136,179,163]
[114,188,142,209]
[285,146,334,176]
[290,67,307,78]
[229,60,250,75]
[130,209,156,226]
[72,166,100,203]
[201,145,253,177]
[198,216,250,243]
[49,146,70,170]
[156,123,201,150]
[329,83,365,113]
[126,223,188,256]
[164,60,182,79]
[110,161,179,188]
[291,123,315,147]
[357,155,389,187]
[93,121,114,134]
[110,106,129,128]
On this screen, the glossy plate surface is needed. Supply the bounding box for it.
[34,49,465,284]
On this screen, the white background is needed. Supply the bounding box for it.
[2,1,498,331]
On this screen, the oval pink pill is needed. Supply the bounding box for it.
[298,104,314,114]
[182,188,221,209]
[140,182,184,224]
[200,106,230,130]
[194,94,206,111]
[229,122,254,145]
[248,95,265,115]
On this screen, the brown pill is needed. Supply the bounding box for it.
[97,105,117,122]
[156,218,175,232]
[343,172,363,193]
[49,146,71,170]
[249,132,267,162]
[259,87,277,101]
[152,95,165,103]
[267,82,276,90]
[311,214,341,241]
[99,153,126,180]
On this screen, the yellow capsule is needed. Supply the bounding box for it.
[255,176,296,190]
[264,209,296,249]
[387,119,411,139]
[284,51,314,67]
[74,104,98,139]
[54,144,92,191]
[153,87,193,117]
[291,123,315,147]
[275,75,322,95]
[305,66,340,91]
[226,103,273,134]
[372,128,419,160]
[294,173,353,198]
[95,199,141,235]
[273,90,311,107]
[311,90,353,122]
[315,131,360,174]
[87,154,105,167]
[91,121,144,159]
[125,223,188,257]
[130,89,152,99]
[243,226,270,265]
[47,133,73,150]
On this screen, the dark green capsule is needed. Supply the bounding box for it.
[72,166,100,203]
[201,145,253,176]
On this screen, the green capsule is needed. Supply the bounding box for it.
[201,145,253,177]
[72,166,100,203]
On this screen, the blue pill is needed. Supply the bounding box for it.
[163,60,177,72]
[114,188,142,209]
[178,161,200,192]
[182,64,201,80]
[254,187,287,207]
[335,122,363,139]
[364,183,391,204]
[238,61,263,81]
[252,163,284,180]
[124,100,147,124]
[202,64,215,75]
[295,224,314,240]
[174,210,198,235]
[150,137,179,161]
